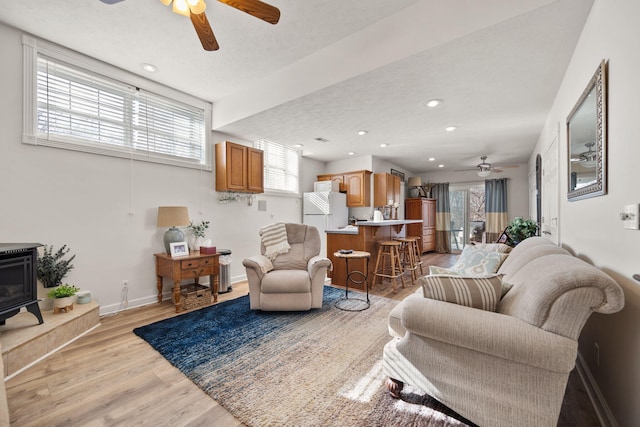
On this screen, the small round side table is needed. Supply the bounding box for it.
[333,250,371,311]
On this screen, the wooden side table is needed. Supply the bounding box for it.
[154,252,221,313]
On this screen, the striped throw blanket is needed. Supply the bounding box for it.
[260,222,291,261]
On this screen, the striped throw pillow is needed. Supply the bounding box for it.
[418,275,503,311]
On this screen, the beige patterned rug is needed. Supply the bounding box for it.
[134,286,475,426]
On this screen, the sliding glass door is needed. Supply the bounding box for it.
[449,183,486,249]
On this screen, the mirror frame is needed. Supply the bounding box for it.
[566,60,607,201]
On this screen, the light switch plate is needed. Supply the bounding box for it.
[623,204,640,229]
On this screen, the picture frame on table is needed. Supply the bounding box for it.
[390,169,405,182]
[170,241,189,257]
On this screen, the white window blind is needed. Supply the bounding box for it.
[255,139,299,194]
[24,36,210,170]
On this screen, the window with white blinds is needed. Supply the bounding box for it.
[254,139,300,194]
[23,37,210,169]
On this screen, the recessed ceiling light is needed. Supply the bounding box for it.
[293,144,303,148]
[380,143,388,148]
[428,157,435,161]
[357,130,368,136]
[438,164,445,168]
[426,99,443,108]
[445,126,458,132]
[314,137,330,143]
[348,152,355,156]
[142,63,158,73]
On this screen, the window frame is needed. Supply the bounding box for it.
[22,35,212,170]
[254,139,300,196]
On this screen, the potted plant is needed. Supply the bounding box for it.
[187,220,210,251]
[37,245,75,288]
[506,217,539,245]
[47,283,79,313]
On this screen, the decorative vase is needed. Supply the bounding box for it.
[53,296,73,314]
[189,236,205,252]
[409,188,420,198]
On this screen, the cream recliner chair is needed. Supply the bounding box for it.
[242,223,332,311]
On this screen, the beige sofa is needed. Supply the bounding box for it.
[383,237,625,426]
[242,223,332,311]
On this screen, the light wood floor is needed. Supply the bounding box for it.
[5,252,598,426]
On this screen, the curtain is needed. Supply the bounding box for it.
[485,178,508,243]
[432,183,451,253]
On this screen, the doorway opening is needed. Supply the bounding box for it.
[449,183,486,250]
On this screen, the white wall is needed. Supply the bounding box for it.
[531,0,640,424]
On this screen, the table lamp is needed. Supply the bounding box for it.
[157,206,190,254]
[407,176,422,198]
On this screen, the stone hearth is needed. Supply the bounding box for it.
[0,301,100,378]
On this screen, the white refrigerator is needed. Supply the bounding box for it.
[303,191,348,258]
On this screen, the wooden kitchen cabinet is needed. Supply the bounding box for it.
[373,173,401,207]
[405,198,436,253]
[317,170,371,207]
[215,141,264,193]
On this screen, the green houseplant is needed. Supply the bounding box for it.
[47,283,79,313]
[187,220,210,238]
[507,217,539,245]
[187,220,210,251]
[37,244,76,288]
[47,284,79,299]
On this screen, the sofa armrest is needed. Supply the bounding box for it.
[399,294,577,372]
[308,255,332,278]
[242,255,271,279]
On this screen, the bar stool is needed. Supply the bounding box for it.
[373,241,405,293]
[405,236,424,276]
[333,250,370,311]
[393,237,418,284]
[405,236,425,276]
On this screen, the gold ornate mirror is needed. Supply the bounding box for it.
[567,60,607,201]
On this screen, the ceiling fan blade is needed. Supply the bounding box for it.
[217,0,281,24]
[190,12,219,51]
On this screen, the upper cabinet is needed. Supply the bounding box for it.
[215,141,264,193]
[317,170,371,207]
[373,173,401,207]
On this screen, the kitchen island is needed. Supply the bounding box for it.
[326,219,422,290]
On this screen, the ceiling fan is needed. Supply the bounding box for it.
[458,156,519,177]
[100,0,280,51]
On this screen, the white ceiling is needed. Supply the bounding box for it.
[0,0,593,173]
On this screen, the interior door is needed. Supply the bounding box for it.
[542,132,560,244]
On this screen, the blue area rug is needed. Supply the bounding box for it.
[134,286,474,426]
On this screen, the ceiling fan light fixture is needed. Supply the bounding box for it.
[187,0,206,15]
[172,0,191,16]
[478,169,491,177]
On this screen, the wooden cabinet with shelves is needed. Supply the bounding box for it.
[317,170,371,207]
[373,173,401,207]
[405,198,436,253]
[215,141,264,193]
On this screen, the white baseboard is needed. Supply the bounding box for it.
[575,352,618,427]
[98,274,248,316]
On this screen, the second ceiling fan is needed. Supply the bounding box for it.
[161,0,280,51]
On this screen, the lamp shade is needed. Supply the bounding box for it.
[407,176,422,187]
[157,206,190,227]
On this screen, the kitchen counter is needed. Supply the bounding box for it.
[325,220,422,235]
[356,219,422,226]
[326,220,422,290]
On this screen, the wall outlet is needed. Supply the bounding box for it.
[622,204,640,229]
[123,280,129,290]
